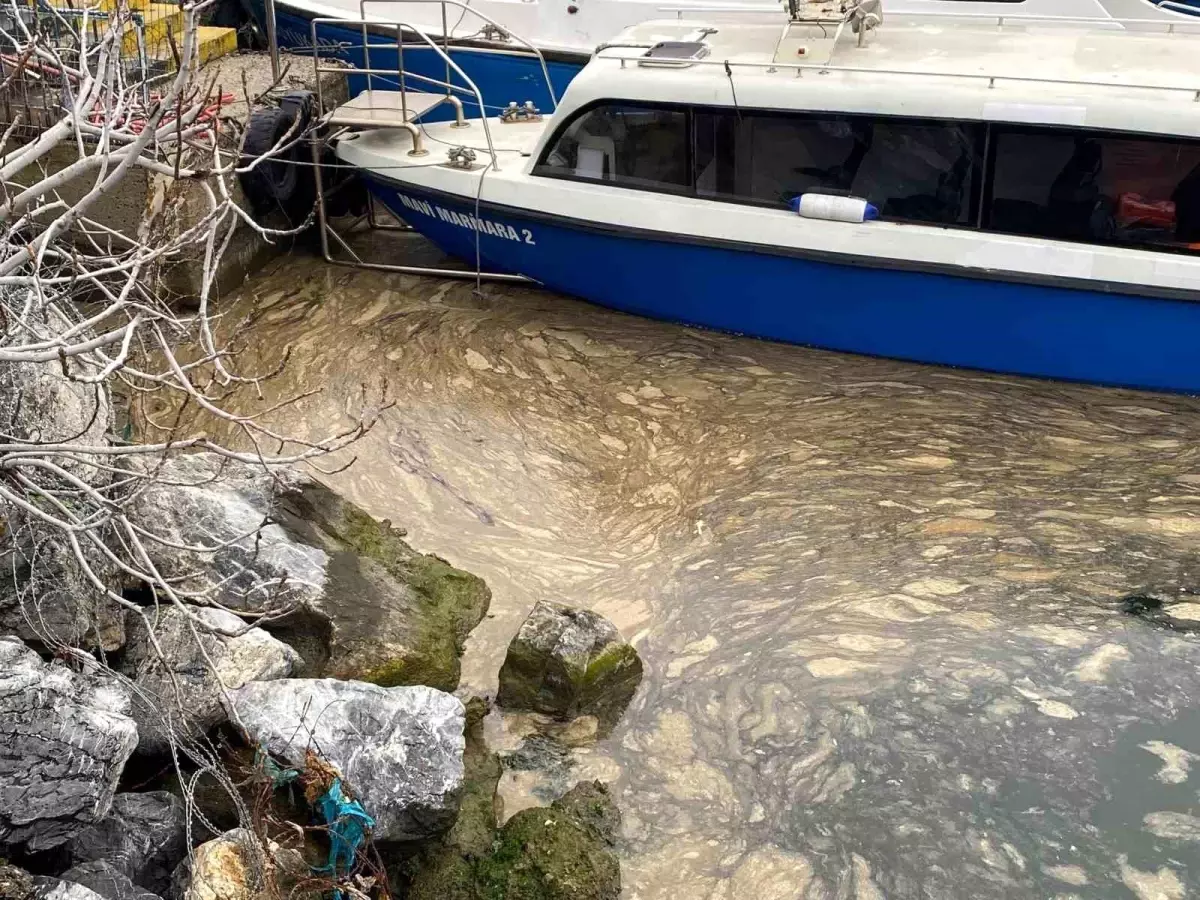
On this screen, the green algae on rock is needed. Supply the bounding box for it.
[408,780,621,900]
[123,453,490,695]
[272,479,491,692]
[441,698,504,859]
[402,697,503,898]
[497,601,642,733]
[475,782,620,900]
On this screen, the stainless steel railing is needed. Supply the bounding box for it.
[358,0,559,110]
[303,3,538,281]
[656,3,1200,29]
[310,15,501,165]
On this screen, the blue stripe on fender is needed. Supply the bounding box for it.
[366,179,1200,394]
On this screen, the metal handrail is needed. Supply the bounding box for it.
[1158,0,1200,15]
[345,62,485,96]
[656,4,1200,28]
[596,41,1200,98]
[359,0,559,110]
[311,15,501,168]
[866,9,1199,28]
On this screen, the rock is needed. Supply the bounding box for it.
[0,534,123,652]
[551,780,621,843]
[408,781,621,900]
[0,359,122,651]
[56,863,160,900]
[171,829,255,900]
[128,453,490,691]
[65,791,186,895]
[30,880,106,900]
[0,863,37,900]
[443,698,502,859]
[497,601,643,732]
[476,781,620,900]
[399,698,501,896]
[0,637,138,853]
[170,829,311,900]
[225,678,465,841]
[120,606,297,752]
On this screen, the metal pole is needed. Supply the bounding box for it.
[264,0,280,81]
[442,0,451,102]
[398,25,407,119]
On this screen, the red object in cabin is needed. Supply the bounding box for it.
[1117,192,1176,229]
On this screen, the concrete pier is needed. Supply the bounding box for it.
[25,51,349,302]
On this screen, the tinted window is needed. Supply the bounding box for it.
[534,104,690,191]
[694,111,981,225]
[988,127,1200,252]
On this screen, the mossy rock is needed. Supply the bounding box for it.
[446,698,503,859]
[475,781,620,900]
[404,697,502,898]
[271,481,491,693]
[497,601,642,733]
[408,781,620,900]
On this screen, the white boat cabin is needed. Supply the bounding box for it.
[339,11,1200,276]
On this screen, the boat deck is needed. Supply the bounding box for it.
[339,107,549,162]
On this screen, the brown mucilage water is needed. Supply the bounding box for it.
[176,255,1200,898]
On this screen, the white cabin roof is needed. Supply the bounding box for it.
[570,16,1200,137]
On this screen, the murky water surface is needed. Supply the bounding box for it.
[202,254,1200,898]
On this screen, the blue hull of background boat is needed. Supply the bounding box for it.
[248,0,582,116]
[364,177,1200,394]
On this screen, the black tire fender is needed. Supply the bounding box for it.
[238,90,316,225]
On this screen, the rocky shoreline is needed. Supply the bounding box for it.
[2,366,643,900]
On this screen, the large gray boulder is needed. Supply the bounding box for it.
[0,535,123,653]
[56,863,160,900]
[0,360,122,651]
[128,453,489,692]
[120,606,297,752]
[0,637,138,853]
[65,791,185,895]
[497,601,643,732]
[226,678,465,841]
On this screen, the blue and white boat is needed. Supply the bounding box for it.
[332,2,1200,392]
[257,0,1197,119]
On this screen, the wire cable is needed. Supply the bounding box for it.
[724,60,742,122]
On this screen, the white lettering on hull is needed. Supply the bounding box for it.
[394,191,536,245]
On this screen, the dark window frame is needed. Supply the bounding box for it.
[687,105,986,227]
[531,100,695,197]
[982,122,1200,255]
[534,100,988,230]
[532,99,1200,254]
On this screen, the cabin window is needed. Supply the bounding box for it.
[987,126,1200,253]
[534,104,690,192]
[693,111,981,226]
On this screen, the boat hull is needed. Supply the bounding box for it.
[248,0,583,115]
[365,177,1200,394]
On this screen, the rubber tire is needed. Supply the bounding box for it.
[238,99,315,227]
